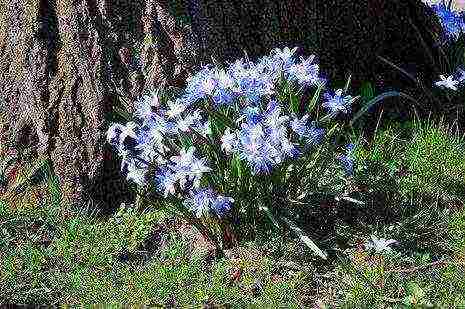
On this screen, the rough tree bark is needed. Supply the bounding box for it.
[0,0,448,211]
[0,0,194,211]
[190,0,444,90]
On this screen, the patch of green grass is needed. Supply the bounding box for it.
[401,117,465,200]
[328,202,465,308]
[351,116,465,206]
[0,195,305,305]
[321,118,465,308]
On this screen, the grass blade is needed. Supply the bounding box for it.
[281,216,327,259]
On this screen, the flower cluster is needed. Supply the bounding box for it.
[221,100,327,174]
[181,47,324,107]
[429,2,465,42]
[107,46,355,219]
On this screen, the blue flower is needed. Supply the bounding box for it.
[287,55,320,87]
[430,3,465,42]
[212,88,234,106]
[237,134,275,174]
[305,124,325,146]
[185,188,234,218]
[242,106,262,125]
[212,195,234,217]
[322,89,353,117]
[290,115,325,145]
[290,114,310,138]
[455,67,465,83]
[183,65,216,105]
[155,167,177,197]
[280,138,300,159]
[264,100,289,128]
[134,93,160,120]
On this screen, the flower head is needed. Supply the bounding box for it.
[166,99,187,118]
[364,235,398,253]
[185,188,234,218]
[270,46,298,70]
[434,74,460,90]
[287,55,320,87]
[155,168,177,197]
[322,89,352,116]
[221,128,238,153]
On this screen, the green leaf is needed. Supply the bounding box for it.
[350,91,419,126]
[376,55,417,84]
[180,136,193,149]
[281,217,327,259]
[289,85,300,114]
[259,205,281,230]
[308,81,325,113]
[360,81,375,101]
[112,105,132,122]
[231,154,243,180]
[343,74,352,94]
[326,123,340,139]
[336,196,365,205]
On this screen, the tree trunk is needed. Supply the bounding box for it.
[0,0,195,211]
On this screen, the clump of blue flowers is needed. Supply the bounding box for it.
[107,46,359,255]
[429,2,465,42]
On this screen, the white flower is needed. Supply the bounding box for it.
[271,46,298,65]
[221,128,237,153]
[364,235,399,253]
[434,74,460,90]
[189,158,212,188]
[166,99,187,118]
[202,77,216,95]
[171,146,196,168]
[125,161,147,186]
[176,116,194,132]
[216,69,234,89]
[198,120,212,138]
[113,121,138,146]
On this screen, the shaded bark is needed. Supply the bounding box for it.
[190,0,444,90]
